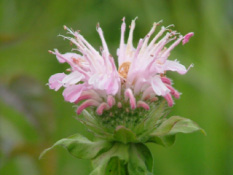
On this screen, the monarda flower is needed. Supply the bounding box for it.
[41,18,204,175]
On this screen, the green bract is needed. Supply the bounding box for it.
[40,101,204,175]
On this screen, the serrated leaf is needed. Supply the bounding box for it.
[39,133,112,160]
[114,126,137,144]
[128,143,153,175]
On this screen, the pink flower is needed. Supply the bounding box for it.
[48,18,193,115]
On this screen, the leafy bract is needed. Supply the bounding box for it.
[90,142,129,175]
[128,143,153,175]
[39,133,112,159]
[148,116,205,146]
[114,126,137,144]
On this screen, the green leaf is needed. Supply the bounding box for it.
[128,143,153,175]
[147,135,176,147]
[152,116,205,136]
[114,126,137,144]
[39,133,112,160]
[105,157,128,175]
[91,142,129,175]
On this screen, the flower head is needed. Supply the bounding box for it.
[43,20,204,174]
[48,18,193,117]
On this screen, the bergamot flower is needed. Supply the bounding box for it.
[42,18,204,175]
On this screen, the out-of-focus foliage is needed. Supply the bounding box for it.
[0,0,232,175]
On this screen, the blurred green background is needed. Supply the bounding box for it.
[0,0,232,175]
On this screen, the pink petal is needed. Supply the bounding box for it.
[151,76,170,96]
[164,93,174,107]
[105,74,120,95]
[62,71,84,86]
[96,102,109,115]
[48,73,66,91]
[107,95,115,107]
[163,60,190,75]
[137,101,150,110]
[75,90,102,104]
[166,85,180,99]
[161,77,172,85]
[182,32,194,45]
[77,99,100,115]
[62,84,84,103]
[141,86,154,101]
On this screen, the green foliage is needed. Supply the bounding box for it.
[148,116,205,147]
[91,142,129,175]
[39,112,204,175]
[39,133,112,160]
[128,143,153,175]
[151,116,205,136]
[113,126,137,144]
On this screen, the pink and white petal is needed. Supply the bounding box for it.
[77,99,100,115]
[163,60,190,75]
[151,76,170,96]
[75,90,102,104]
[106,75,120,95]
[62,84,84,103]
[96,102,109,115]
[48,73,66,91]
[62,71,84,86]
[137,101,150,110]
